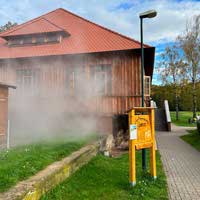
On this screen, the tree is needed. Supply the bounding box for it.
[151,84,175,110]
[151,82,200,112]
[178,15,200,118]
[0,21,17,32]
[158,44,186,120]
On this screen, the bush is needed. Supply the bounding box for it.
[188,117,196,124]
[197,120,200,134]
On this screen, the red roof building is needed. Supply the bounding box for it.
[0,8,155,137]
[0,8,152,59]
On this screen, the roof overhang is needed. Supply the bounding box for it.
[133,47,155,79]
[144,47,155,78]
[0,82,16,89]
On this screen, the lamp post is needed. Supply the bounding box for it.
[139,10,157,170]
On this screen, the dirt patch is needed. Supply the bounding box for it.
[110,148,128,158]
[108,129,129,158]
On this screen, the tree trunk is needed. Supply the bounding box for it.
[192,79,197,119]
[175,91,179,121]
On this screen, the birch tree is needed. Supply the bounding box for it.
[178,15,200,118]
[159,44,186,120]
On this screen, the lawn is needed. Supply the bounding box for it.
[41,150,168,200]
[170,111,196,127]
[181,129,200,151]
[0,134,95,192]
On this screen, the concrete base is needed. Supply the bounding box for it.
[0,141,100,200]
[167,122,171,132]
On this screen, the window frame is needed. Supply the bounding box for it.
[91,64,112,96]
[144,76,151,96]
[16,68,40,96]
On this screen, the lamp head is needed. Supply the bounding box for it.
[139,10,157,19]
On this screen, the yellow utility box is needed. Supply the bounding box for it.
[128,107,156,186]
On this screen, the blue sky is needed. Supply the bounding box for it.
[0,0,200,84]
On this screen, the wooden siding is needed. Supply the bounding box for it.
[0,50,142,115]
[0,64,15,85]
[0,87,8,147]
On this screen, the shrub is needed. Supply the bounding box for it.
[197,120,200,134]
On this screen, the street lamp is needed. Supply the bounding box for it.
[139,10,157,170]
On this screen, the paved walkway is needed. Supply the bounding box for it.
[156,125,200,200]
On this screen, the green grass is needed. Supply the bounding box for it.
[0,135,95,192]
[170,111,196,127]
[41,150,168,200]
[181,129,200,151]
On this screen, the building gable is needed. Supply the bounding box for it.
[0,8,153,59]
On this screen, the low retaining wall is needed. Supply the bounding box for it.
[0,142,100,200]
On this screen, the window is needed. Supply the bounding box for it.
[144,76,151,96]
[7,32,63,47]
[23,37,33,45]
[46,34,60,43]
[95,71,107,94]
[16,69,40,96]
[35,35,45,44]
[90,64,112,95]
[8,38,23,46]
[65,64,112,96]
[65,66,85,96]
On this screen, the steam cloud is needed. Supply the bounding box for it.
[4,58,107,146]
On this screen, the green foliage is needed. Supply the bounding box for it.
[152,83,200,111]
[170,111,196,127]
[152,85,175,110]
[41,151,168,200]
[181,129,200,151]
[0,21,17,32]
[197,120,200,134]
[0,137,93,192]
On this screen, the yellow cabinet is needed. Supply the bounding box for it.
[128,107,156,186]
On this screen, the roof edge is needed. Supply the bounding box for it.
[0,82,16,89]
[58,8,151,48]
[2,30,68,40]
[0,47,155,60]
[1,17,66,38]
[0,8,64,36]
[0,8,152,48]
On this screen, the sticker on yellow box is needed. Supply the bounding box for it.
[130,124,137,140]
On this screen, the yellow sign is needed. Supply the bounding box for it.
[129,107,156,186]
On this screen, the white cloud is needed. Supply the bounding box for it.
[0,0,200,44]
[60,0,200,44]
[0,0,199,85]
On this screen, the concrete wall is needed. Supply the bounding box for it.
[0,141,100,200]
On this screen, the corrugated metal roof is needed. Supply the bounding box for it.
[1,18,63,37]
[0,8,152,59]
